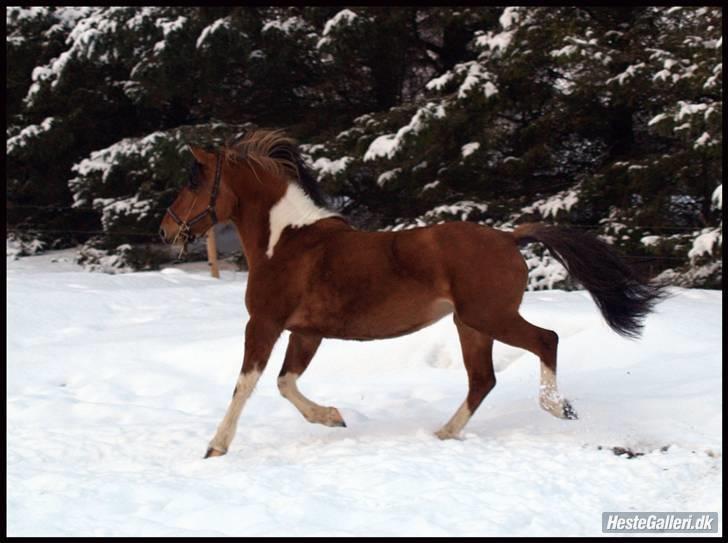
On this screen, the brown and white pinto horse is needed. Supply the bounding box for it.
[159,129,665,458]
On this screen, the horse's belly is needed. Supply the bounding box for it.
[286,297,454,340]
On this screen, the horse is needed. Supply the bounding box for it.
[159,128,665,458]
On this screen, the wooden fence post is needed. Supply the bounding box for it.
[207,229,220,279]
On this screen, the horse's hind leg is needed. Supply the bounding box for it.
[489,314,577,420]
[436,315,496,440]
[277,333,346,427]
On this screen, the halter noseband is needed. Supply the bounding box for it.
[165,151,223,244]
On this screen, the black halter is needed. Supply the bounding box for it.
[165,152,223,241]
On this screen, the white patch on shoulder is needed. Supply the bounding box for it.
[266,183,338,258]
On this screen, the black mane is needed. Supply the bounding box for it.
[269,141,329,208]
[224,129,330,208]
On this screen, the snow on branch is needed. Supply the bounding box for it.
[363,102,446,161]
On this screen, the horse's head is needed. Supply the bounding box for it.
[159,146,238,249]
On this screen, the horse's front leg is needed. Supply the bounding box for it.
[277,333,346,427]
[205,318,281,458]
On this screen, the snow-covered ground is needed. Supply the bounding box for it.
[7,250,722,536]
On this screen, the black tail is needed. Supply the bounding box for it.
[513,223,668,339]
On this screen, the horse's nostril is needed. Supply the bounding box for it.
[159,227,167,243]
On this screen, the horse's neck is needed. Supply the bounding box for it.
[230,179,339,269]
[265,183,339,258]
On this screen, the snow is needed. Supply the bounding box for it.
[317,9,357,49]
[648,113,668,126]
[363,103,446,161]
[76,244,135,273]
[6,6,49,24]
[376,168,401,187]
[93,195,155,229]
[262,16,305,35]
[522,186,580,219]
[473,7,525,56]
[68,130,173,209]
[425,72,453,91]
[54,7,93,27]
[196,18,231,49]
[458,63,485,97]
[606,63,645,86]
[483,81,498,97]
[418,200,488,223]
[475,30,513,53]
[498,7,520,30]
[522,250,568,290]
[657,261,722,288]
[23,7,125,106]
[704,63,722,89]
[640,235,661,247]
[374,168,401,187]
[311,156,353,177]
[363,134,397,162]
[6,117,54,154]
[71,131,166,182]
[450,61,498,99]
[694,131,712,148]
[321,9,357,36]
[676,101,708,121]
[551,44,578,58]
[157,16,186,37]
[553,76,575,95]
[688,228,722,261]
[7,253,722,536]
[711,185,721,210]
[152,16,187,53]
[461,142,480,158]
[6,237,46,258]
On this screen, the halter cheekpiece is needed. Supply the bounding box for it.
[165,151,223,244]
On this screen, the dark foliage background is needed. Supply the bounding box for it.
[6,7,722,287]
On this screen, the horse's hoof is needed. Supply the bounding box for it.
[540,396,578,420]
[204,447,226,458]
[562,400,578,420]
[313,407,346,427]
[435,428,462,440]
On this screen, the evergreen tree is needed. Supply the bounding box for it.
[6,7,722,287]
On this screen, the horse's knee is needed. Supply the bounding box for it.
[485,373,496,392]
[474,372,496,394]
[467,373,496,411]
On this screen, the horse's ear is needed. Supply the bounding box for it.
[188,145,215,165]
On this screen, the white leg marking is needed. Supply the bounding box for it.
[436,401,472,440]
[208,370,261,454]
[278,373,345,427]
[266,183,339,258]
[539,363,576,419]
